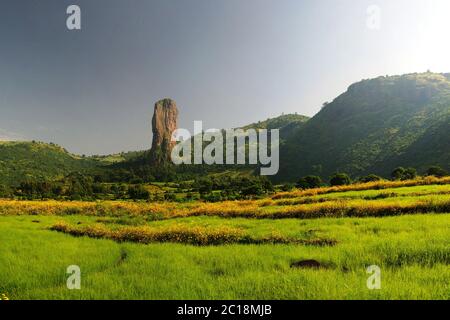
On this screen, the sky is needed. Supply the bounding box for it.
[1,0,450,155]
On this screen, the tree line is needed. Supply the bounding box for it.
[0,172,274,202]
[0,165,447,201]
[292,165,448,190]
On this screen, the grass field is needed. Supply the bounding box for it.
[1,178,449,300]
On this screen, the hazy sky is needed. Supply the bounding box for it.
[1,0,450,155]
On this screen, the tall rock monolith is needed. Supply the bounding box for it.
[149,98,179,164]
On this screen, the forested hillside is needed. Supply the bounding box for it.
[276,73,450,181]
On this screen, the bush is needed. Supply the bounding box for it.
[403,168,417,180]
[164,192,177,201]
[359,174,383,183]
[391,167,417,181]
[0,185,12,198]
[128,185,150,200]
[194,177,213,194]
[296,175,322,189]
[281,183,295,192]
[193,175,273,199]
[391,167,406,180]
[329,173,351,186]
[241,184,264,197]
[426,166,448,178]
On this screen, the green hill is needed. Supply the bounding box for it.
[241,113,310,144]
[0,141,102,186]
[2,72,449,186]
[276,72,450,182]
[113,113,310,181]
[90,150,145,164]
[241,113,309,131]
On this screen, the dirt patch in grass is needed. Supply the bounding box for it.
[290,259,329,269]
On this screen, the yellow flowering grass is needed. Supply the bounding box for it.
[0,177,449,221]
[50,221,337,246]
[272,176,450,199]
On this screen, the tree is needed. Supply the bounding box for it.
[391,167,417,181]
[194,177,213,195]
[66,173,94,198]
[130,177,144,184]
[330,173,352,186]
[259,177,274,192]
[297,175,322,189]
[281,183,295,192]
[164,192,177,201]
[128,185,150,200]
[359,174,383,183]
[426,166,448,178]
[391,167,406,180]
[241,183,264,197]
[0,184,12,198]
[403,167,417,180]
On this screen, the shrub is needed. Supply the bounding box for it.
[329,173,351,186]
[0,185,12,198]
[164,192,177,201]
[281,183,295,192]
[241,184,264,197]
[297,175,322,189]
[403,168,417,180]
[359,174,383,183]
[391,167,406,180]
[128,185,150,200]
[391,167,417,181]
[427,166,448,178]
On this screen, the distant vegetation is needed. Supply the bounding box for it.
[0,73,449,196]
[277,72,450,181]
[0,170,274,202]
[0,141,101,186]
[1,160,448,203]
[1,176,449,220]
[241,113,309,131]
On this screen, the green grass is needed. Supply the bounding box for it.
[0,213,449,300]
[1,182,449,300]
[279,184,450,203]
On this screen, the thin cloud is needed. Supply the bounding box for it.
[0,129,25,141]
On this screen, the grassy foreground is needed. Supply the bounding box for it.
[0,179,449,300]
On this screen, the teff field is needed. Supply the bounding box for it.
[1,177,449,300]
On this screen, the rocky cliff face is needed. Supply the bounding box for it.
[150,99,179,164]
